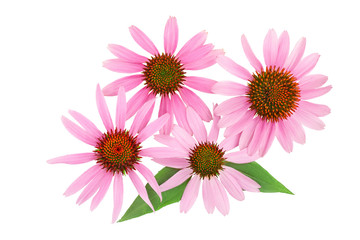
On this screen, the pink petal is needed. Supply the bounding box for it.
[129,98,156,135]
[64,165,102,196]
[76,172,104,205]
[220,171,245,201]
[102,75,143,96]
[140,147,188,158]
[103,59,144,73]
[258,121,276,157]
[115,86,126,130]
[292,53,320,79]
[180,174,201,213]
[208,104,220,142]
[283,37,306,71]
[223,166,260,192]
[47,152,97,164]
[275,31,290,68]
[128,170,154,211]
[137,114,170,142]
[176,30,207,60]
[239,117,260,150]
[61,116,97,146]
[217,55,252,80]
[247,119,266,156]
[171,94,192,135]
[129,25,159,55]
[68,110,102,139]
[224,110,255,138]
[184,76,217,94]
[293,109,325,130]
[214,96,249,116]
[241,34,263,72]
[112,173,124,223]
[185,49,224,70]
[138,94,156,133]
[107,44,147,63]
[263,29,278,67]
[202,178,215,213]
[160,168,192,192]
[179,87,212,122]
[210,177,230,216]
[224,149,259,164]
[180,44,214,66]
[219,133,241,152]
[212,81,248,96]
[298,74,328,89]
[283,117,306,144]
[159,95,173,135]
[299,101,331,117]
[164,16,178,55]
[218,103,250,128]
[154,134,187,152]
[186,107,207,143]
[135,163,162,200]
[151,157,189,168]
[96,84,114,132]
[301,86,332,100]
[90,172,112,211]
[172,124,196,150]
[276,121,293,153]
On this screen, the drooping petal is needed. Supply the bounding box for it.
[208,104,220,142]
[64,165,102,196]
[293,109,325,130]
[128,170,154,211]
[107,44,148,63]
[223,166,260,192]
[61,116,97,146]
[160,168,192,192]
[103,59,144,73]
[283,117,306,144]
[239,117,260,150]
[179,87,212,122]
[186,107,207,143]
[176,30,207,60]
[171,94,192,135]
[140,147,188,158]
[276,121,293,153]
[298,74,328,89]
[263,29,278,67]
[68,110,102,139]
[154,134,187,152]
[258,121,276,157]
[275,31,290,67]
[115,86,126,130]
[214,96,249,116]
[96,84,114,132]
[220,171,245,201]
[224,110,255,138]
[301,86,332,100]
[164,16,178,55]
[47,152,97,165]
[137,114,170,142]
[292,53,320,79]
[299,101,331,117]
[283,37,306,71]
[218,103,249,128]
[212,81,248,96]
[172,125,196,150]
[102,75,143,96]
[90,172,112,211]
[180,174,201,213]
[158,95,173,135]
[217,55,252,80]
[219,133,241,152]
[247,119,266,156]
[129,98,156,135]
[129,25,159,55]
[210,177,230,216]
[184,76,217,94]
[241,34,263,72]
[224,149,259,164]
[135,163,162,200]
[202,177,215,213]
[112,173,124,223]
[138,94,156,133]
[151,157,189,168]
[76,172,105,205]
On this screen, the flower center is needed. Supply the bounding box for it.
[143,53,185,96]
[247,66,300,122]
[188,142,225,179]
[95,129,141,175]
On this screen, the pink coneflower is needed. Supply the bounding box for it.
[213,29,332,156]
[47,85,170,223]
[103,16,223,135]
[141,106,260,215]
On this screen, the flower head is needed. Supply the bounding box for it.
[213,29,332,156]
[142,106,260,215]
[103,16,224,135]
[47,85,169,223]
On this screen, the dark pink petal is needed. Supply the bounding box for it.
[76,172,104,205]
[185,49,224,70]
[247,119,266,156]
[224,110,255,138]
[107,44,147,63]
[137,114,170,142]
[140,147,188,158]
[217,55,252,80]
[263,29,278,67]
[283,37,306,71]
[176,31,207,60]
[160,168,192,192]
[299,101,331,117]
[184,76,217,94]
[172,125,196,150]
[210,177,230,216]
[103,59,144,73]
[283,117,306,144]
[180,174,201,213]
[68,110,102,139]
[180,44,214,66]
[292,53,320,79]
[61,116,97,146]
[102,75,143,96]
[208,104,220,142]
[128,170,154,211]
[171,94,192,135]
[298,74,328,89]
[219,133,241,152]
[220,171,245,201]
[126,88,151,119]
[275,31,290,68]
[164,16,178,55]
[151,157,189,168]
[96,84,114,132]
[179,87,212,122]
[115,86,126,130]
[214,96,248,116]
[138,94,156,133]
[241,34,263,72]
[202,178,215,213]
[259,121,276,157]
[112,173,123,223]
[276,121,293,153]
[135,163,162,200]
[90,172,112,211]
[64,165,101,197]
[212,81,248,96]
[129,25,159,55]
[224,149,259,164]
[301,86,332,100]
[159,95,173,135]
[129,98,156,135]
[47,152,96,165]
[293,109,325,130]
[186,107,207,142]
[239,117,260,150]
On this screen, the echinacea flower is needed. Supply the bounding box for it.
[47,85,170,223]
[103,16,223,135]
[141,106,260,215]
[213,29,332,156]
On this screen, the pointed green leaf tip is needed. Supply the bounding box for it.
[119,162,293,222]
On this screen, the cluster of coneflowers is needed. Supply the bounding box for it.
[48,17,331,223]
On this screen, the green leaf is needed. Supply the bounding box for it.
[119,167,190,222]
[225,161,293,194]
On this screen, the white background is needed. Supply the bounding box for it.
[0,0,359,239]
